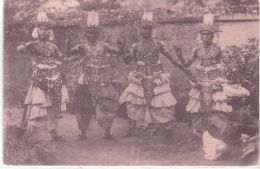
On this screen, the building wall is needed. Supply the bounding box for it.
[218,21,259,47]
[4,20,259,106]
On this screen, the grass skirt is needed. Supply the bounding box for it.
[119,71,177,123]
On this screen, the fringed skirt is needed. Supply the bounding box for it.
[95,83,120,128]
[24,84,69,121]
[186,81,250,114]
[119,71,177,124]
[77,73,120,128]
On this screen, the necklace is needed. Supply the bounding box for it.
[36,41,54,60]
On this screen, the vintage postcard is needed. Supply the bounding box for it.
[2,0,259,168]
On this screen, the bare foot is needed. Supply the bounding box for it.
[56,114,63,119]
[122,129,136,138]
[52,135,65,141]
[79,134,87,140]
[103,134,115,140]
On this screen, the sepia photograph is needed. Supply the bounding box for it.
[2,0,259,167]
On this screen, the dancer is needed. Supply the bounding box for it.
[174,14,250,135]
[17,12,69,140]
[174,14,251,160]
[119,12,192,137]
[66,11,125,139]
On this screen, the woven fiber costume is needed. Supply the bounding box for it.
[175,14,251,160]
[17,12,69,139]
[67,11,124,139]
[119,40,177,124]
[119,12,187,125]
[175,14,250,114]
[74,41,120,125]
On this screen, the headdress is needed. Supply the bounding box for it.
[33,11,52,28]
[85,11,100,34]
[32,12,54,40]
[197,14,220,34]
[136,12,158,29]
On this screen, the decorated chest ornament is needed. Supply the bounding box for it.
[32,12,54,40]
[197,13,220,34]
[85,11,100,34]
[135,11,158,30]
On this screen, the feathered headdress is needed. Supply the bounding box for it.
[33,11,52,28]
[85,11,100,34]
[136,12,158,29]
[197,14,220,34]
[32,12,54,40]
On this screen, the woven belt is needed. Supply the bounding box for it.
[136,64,163,76]
[194,68,226,82]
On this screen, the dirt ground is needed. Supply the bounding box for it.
[4,106,258,166]
[24,112,248,166]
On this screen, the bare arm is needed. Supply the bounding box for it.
[174,46,197,68]
[17,41,37,53]
[104,43,124,55]
[160,42,195,79]
[65,31,78,56]
[64,44,85,63]
[68,45,83,56]
[103,40,135,65]
[53,46,63,65]
[121,44,137,65]
[220,50,236,71]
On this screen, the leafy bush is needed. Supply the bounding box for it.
[223,38,259,113]
[4,125,56,165]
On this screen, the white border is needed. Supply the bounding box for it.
[1,0,4,167]
[0,1,259,169]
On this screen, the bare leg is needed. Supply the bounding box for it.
[76,113,86,140]
[162,121,173,138]
[47,106,63,140]
[95,103,116,139]
[76,112,92,140]
[103,127,113,139]
[79,129,87,140]
[74,84,94,140]
[101,115,114,139]
[122,119,136,138]
[191,113,203,137]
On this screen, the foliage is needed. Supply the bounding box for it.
[79,0,120,11]
[223,38,259,112]
[5,0,259,27]
[224,0,259,6]
[4,125,56,165]
[4,0,42,25]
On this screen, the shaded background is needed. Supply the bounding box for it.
[3,0,259,165]
[4,0,259,120]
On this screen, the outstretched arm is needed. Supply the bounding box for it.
[64,44,84,63]
[17,41,37,53]
[174,46,197,68]
[103,40,135,65]
[69,45,83,55]
[160,42,195,79]
[121,44,137,65]
[104,43,125,55]
[53,46,63,65]
[104,39,136,65]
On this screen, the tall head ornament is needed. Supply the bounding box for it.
[85,11,100,34]
[32,11,54,40]
[137,11,158,30]
[197,13,220,34]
